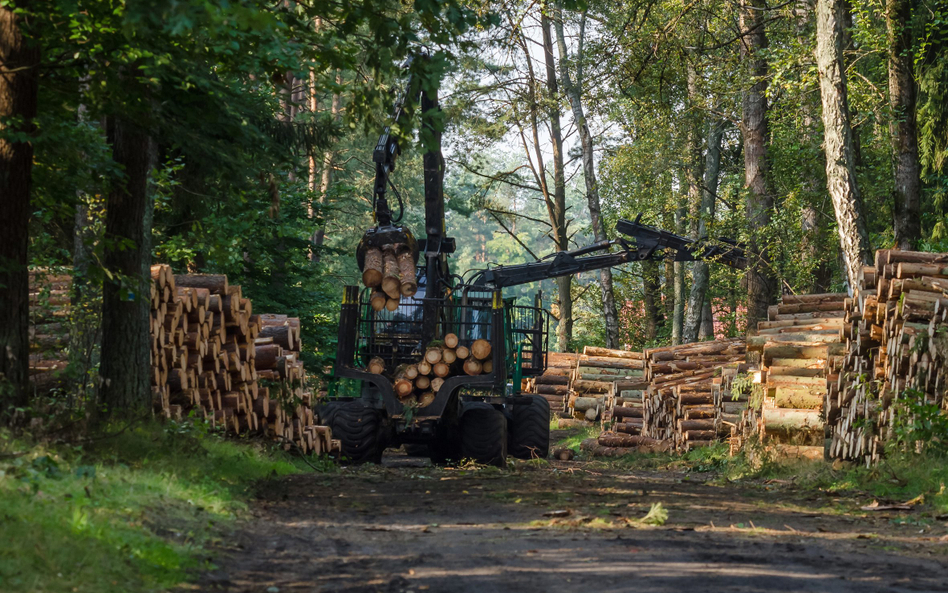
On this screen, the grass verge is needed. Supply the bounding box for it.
[0,419,328,593]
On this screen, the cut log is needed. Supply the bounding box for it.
[404,365,419,380]
[385,298,400,312]
[482,360,493,374]
[415,376,431,390]
[394,378,414,397]
[442,348,457,364]
[444,333,459,349]
[583,346,644,359]
[463,358,482,375]
[425,347,443,364]
[418,391,435,407]
[368,357,385,374]
[417,360,432,376]
[397,250,417,296]
[455,345,470,359]
[433,362,450,377]
[370,290,387,311]
[471,339,491,360]
[381,250,401,299]
[431,377,445,392]
[175,274,227,294]
[362,248,383,288]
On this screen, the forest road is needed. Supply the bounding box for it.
[192,454,948,593]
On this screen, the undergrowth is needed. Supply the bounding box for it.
[554,425,601,453]
[0,419,328,593]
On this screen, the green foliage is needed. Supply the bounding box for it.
[0,421,321,593]
[889,388,948,456]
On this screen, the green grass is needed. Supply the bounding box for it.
[554,425,601,453]
[726,450,948,513]
[0,420,326,593]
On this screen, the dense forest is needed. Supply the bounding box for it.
[2,0,947,423]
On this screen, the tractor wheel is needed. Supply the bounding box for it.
[459,402,507,467]
[509,396,551,459]
[323,401,383,464]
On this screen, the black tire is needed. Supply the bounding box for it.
[509,396,551,459]
[459,402,507,467]
[323,401,383,464]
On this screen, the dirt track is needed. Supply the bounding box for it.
[193,453,948,593]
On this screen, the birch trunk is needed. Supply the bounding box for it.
[553,7,619,348]
[815,0,873,288]
[683,120,725,343]
[542,14,571,352]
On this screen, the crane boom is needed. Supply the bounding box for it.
[467,215,746,289]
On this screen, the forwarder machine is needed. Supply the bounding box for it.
[323,65,747,466]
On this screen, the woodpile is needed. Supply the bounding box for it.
[828,250,948,465]
[369,334,494,407]
[746,293,846,449]
[521,352,578,418]
[27,270,73,389]
[569,346,646,425]
[641,338,746,449]
[28,266,338,455]
[361,244,417,311]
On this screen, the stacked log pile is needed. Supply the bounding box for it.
[828,250,948,465]
[522,352,579,417]
[27,270,72,388]
[367,334,494,407]
[641,338,746,448]
[748,294,847,448]
[568,347,646,424]
[28,266,337,455]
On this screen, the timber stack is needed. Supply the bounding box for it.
[149,266,335,454]
[641,338,746,447]
[522,352,578,418]
[27,266,337,455]
[828,250,948,465]
[567,346,646,425]
[365,333,495,408]
[748,293,846,449]
[27,270,72,390]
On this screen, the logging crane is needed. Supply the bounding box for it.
[323,57,746,466]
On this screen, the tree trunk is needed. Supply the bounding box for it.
[740,0,778,333]
[698,296,714,340]
[683,119,725,343]
[886,0,921,250]
[311,70,341,263]
[99,115,156,417]
[542,14,571,352]
[815,0,873,288]
[643,259,662,342]
[672,202,686,345]
[553,6,619,348]
[0,4,38,416]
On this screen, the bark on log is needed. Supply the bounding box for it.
[381,250,400,299]
[397,250,417,296]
